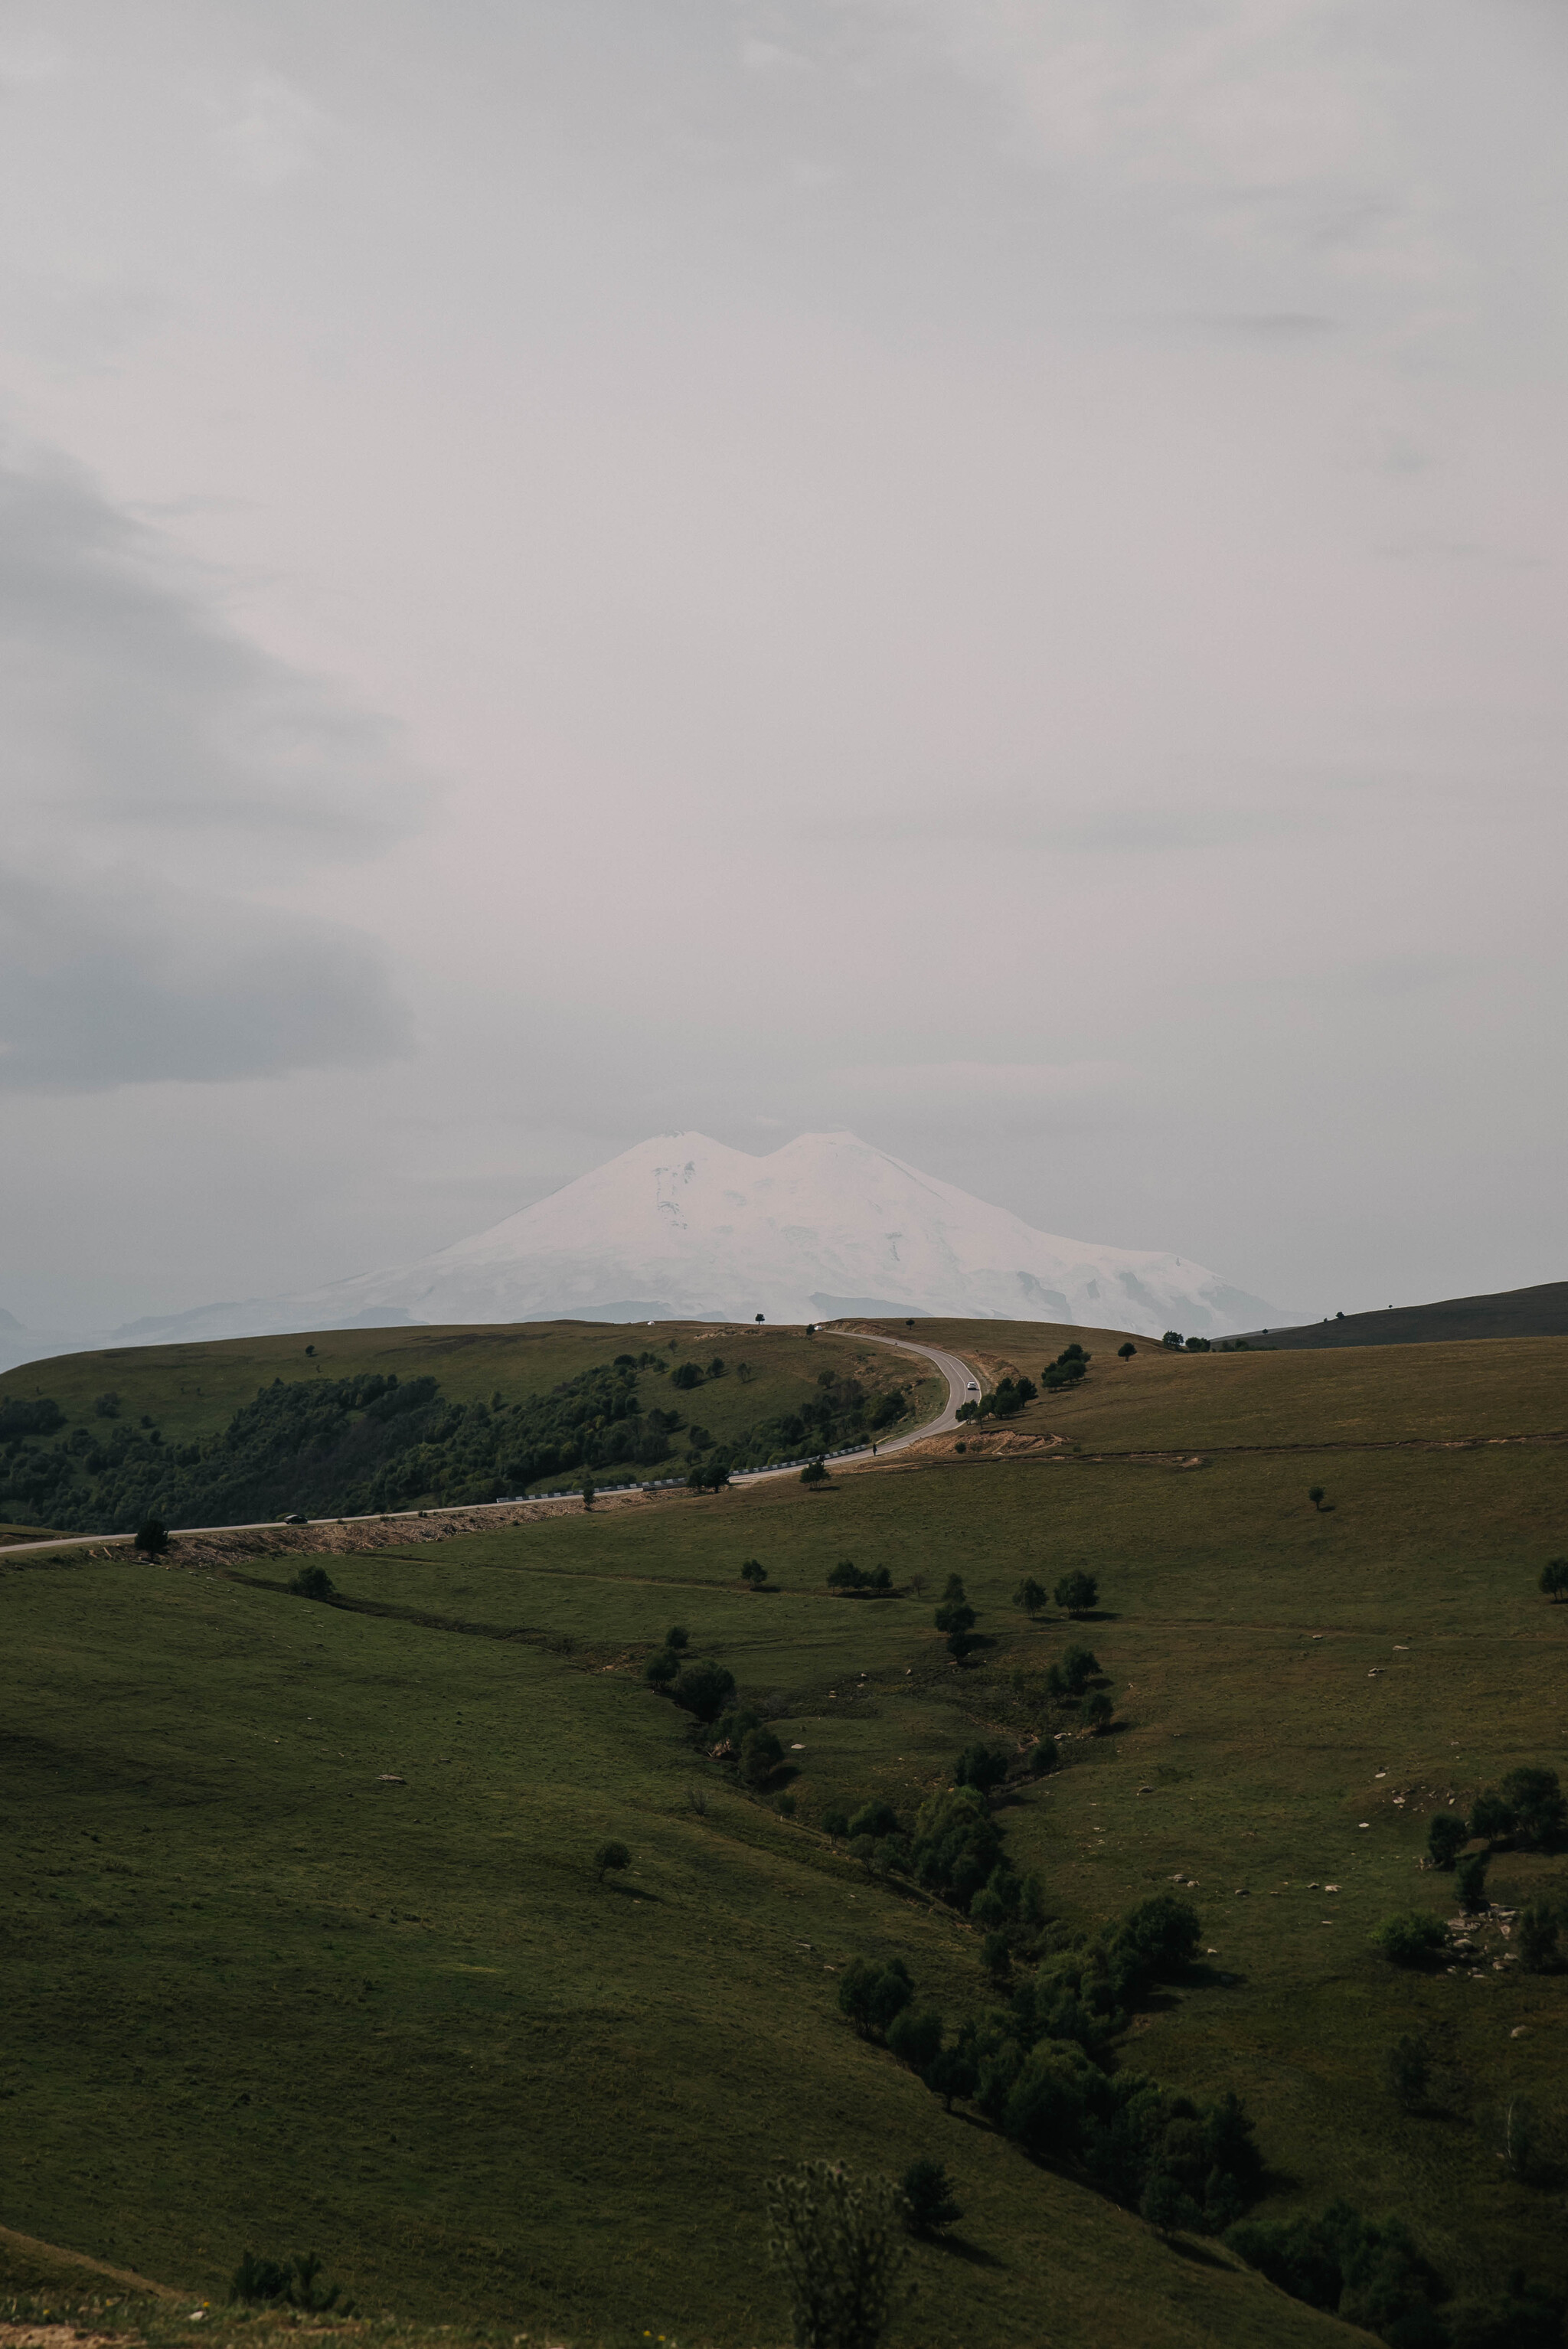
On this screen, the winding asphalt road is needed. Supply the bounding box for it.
[0,1328,982,1557]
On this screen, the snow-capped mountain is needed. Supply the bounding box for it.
[119,1130,1288,1344]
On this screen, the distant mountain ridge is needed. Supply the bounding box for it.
[1238,1279,1568,1351]
[103,1130,1289,1346]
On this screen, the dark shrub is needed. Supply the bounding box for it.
[1054,1570,1098,1616]
[900,2158,962,2239]
[886,2008,944,2072]
[1540,1557,1568,1602]
[820,1805,850,1839]
[740,1726,784,1789]
[288,1562,335,1599]
[671,1658,737,1722]
[1426,1812,1466,1868]
[135,1515,171,1559]
[670,1361,704,1390]
[593,1840,630,1881]
[1385,2034,1431,2110]
[1373,1911,1448,1965]
[1047,1644,1099,1698]
[838,1955,913,2040]
[666,1625,690,1651]
[645,1650,678,1688]
[952,1743,1010,1795]
[1502,1766,1566,1849]
[1027,1737,1060,1776]
[1455,1851,1490,1913]
[1470,1788,1514,1844]
[848,1799,899,1841]
[1081,1690,1114,1735]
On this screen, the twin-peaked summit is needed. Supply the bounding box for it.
[258,1129,1283,1340]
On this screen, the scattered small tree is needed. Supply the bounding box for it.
[1385,2034,1431,2112]
[1011,1576,1047,1618]
[645,1649,678,1689]
[1455,1851,1490,1914]
[1503,1766,1566,1849]
[982,1931,1011,1981]
[1026,1736,1060,1776]
[848,1799,899,1840]
[93,1390,121,1419]
[886,2008,943,2073]
[838,1956,913,2040]
[1162,1331,1184,1350]
[671,1658,737,1723]
[900,2159,962,2240]
[1117,1341,1136,1361]
[134,1516,171,1560]
[925,2046,977,2112]
[1308,1485,1326,1511]
[1469,1788,1514,1844]
[593,1839,631,1883]
[1373,1911,1448,1965]
[820,1805,851,1840]
[580,1473,596,1508]
[952,1742,1009,1795]
[666,1625,691,1652]
[1081,1688,1115,1736]
[1054,1570,1098,1616]
[801,1459,829,1488]
[741,1726,785,1790]
[767,2160,910,2349]
[740,1557,768,1588]
[289,1563,335,1600]
[1540,1557,1568,1602]
[1426,1812,1467,1869]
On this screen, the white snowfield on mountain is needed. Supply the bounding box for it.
[155,1129,1284,1343]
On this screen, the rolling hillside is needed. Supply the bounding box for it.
[3,1320,1566,2347]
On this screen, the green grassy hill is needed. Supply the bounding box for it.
[4,1319,1566,2347]
[1230,1278,1568,1350]
[0,1322,939,1534]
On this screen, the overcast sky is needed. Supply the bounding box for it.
[2,0,1564,1331]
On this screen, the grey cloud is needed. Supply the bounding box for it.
[0,445,424,1090]
[0,451,424,866]
[0,867,410,1090]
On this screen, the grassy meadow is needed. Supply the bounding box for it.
[3,1321,1566,2346]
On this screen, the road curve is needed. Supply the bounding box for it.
[0,1327,982,1556]
[733,1326,978,1482]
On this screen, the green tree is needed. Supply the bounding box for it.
[838,1956,913,2040]
[1054,1570,1098,1616]
[645,1649,678,1689]
[900,2158,962,2240]
[740,1557,768,1588]
[925,2047,976,2112]
[1455,1851,1490,1913]
[801,1459,829,1488]
[1047,1642,1100,1698]
[1026,1736,1060,1776]
[1426,1812,1467,1869]
[1385,2034,1431,2111]
[820,1805,850,1840]
[1469,1789,1514,1844]
[93,1390,121,1420]
[828,1559,864,1591]
[666,1625,691,1651]
[982,1931,1011,1981]
[741,1726,785,1790]
[1308,1485,1326,1511]
[671,1658,737,1722]
[767,2161,910,2349]
[580,1473,596,1508]
[1081,1688,1115,1735]
[1011,1576,1047,1617]
[1372,1912,1448,1965]
[134,1515,170,1559]
[593,1840,630,1883]
[952,1743,1009,1795]
[1117,1341,1136,1361]
[288,1562,334,1599]
[1540,1556,1568,1602]
[848,1800,899,1840]
[1502,1766,1566,1849]
[886,2009,943,2073]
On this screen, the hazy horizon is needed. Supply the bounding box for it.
[3,2,1565,1333]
